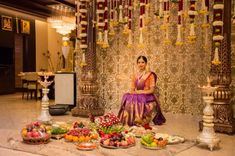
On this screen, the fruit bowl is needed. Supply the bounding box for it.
[100,132,136,149]
[21,121,51,145]
[22,135,50,145]
[64,127,99,143]
[141,133,167,150]
[141,144,166,150]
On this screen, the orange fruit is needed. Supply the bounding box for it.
[65,135,73,142]
[78,136,85,142]
[72,136,79,142]
[84,136,91,142]
[90,133,98,140]
[21,129,27,137]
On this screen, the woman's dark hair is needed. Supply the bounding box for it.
[137,55,147,63]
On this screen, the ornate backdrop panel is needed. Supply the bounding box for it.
[95,2,211,115]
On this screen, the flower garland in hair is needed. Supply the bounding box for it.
[187,0,198,43]
[96,0,105,45]
[212,0,224,65]
[176,0,183,46]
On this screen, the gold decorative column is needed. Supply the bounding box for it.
[200,0,235,134]
[72,0,104,117]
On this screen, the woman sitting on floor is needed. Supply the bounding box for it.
[118,55,166,126]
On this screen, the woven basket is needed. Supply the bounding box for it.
[22,136,50,145]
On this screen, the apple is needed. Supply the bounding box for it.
[103,139,110,146]
[116,141,120,147]
[32,131,40,138]
[43,133,49,139]
[27,132,32,138]
[121,140,128,146]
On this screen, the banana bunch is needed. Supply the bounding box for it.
[141,134,154,146]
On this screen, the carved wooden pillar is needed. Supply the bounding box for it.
[206,0,235,134]
[72,0,104,117]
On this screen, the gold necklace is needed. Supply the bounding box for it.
[138,70,146,80]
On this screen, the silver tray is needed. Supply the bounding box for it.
[100,143,135,149]
[141,144,166,150]
[76,142,97,151]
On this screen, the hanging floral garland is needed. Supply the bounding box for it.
[212,0,224,65]
[75,0,221,52]
[175,0,183,46]
[119,0,124,23]
[187,0,198,43]
[113,0,119,26]
[76,0,89,67]
[145,0,150,25]
[123,0,129,34]
[102,0,109,48]
[109,0,116,35]
[158,0,164,18]
[200,0,210,49]
[127,0,133,47]
[96,0,105,45]
[138,0,146,48]
[162,0,171,44]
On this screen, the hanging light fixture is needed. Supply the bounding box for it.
[47,4,76,36]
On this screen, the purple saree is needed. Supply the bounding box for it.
[118,72,166,126]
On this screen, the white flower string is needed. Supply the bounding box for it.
[212,0,224,65]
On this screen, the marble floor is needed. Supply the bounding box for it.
[0,93,234,156]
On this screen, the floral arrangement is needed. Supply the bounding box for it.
[90,112,124,135]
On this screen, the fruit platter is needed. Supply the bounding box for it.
[76,142,97,151]
[128,125,156,138]
[64,122,99,143]
[154,133,185,145]
[100,131,136,149]
[141,133,167,150]
[46,122,70,139]
[90,112,136,149]
[21,121,51,144]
